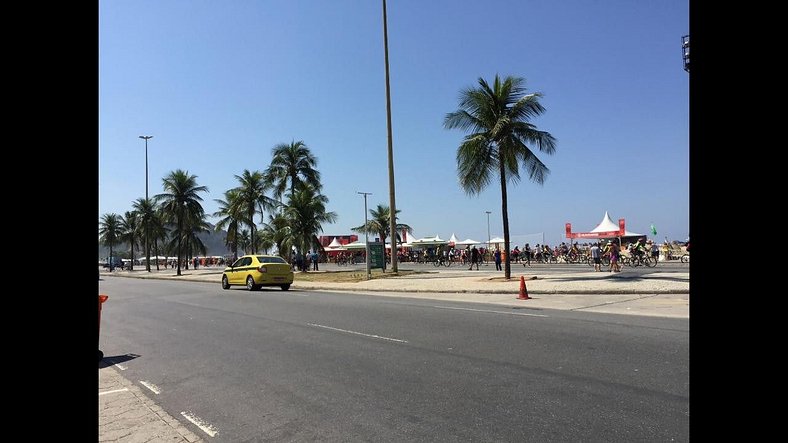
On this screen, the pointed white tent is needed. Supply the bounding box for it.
[325,237,346,251]
[455,238,482,246]
[448,233,459,247]
[591,211,643,237]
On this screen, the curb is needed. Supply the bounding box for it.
[101,273,688,296]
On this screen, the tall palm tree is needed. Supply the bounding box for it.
[237,229,251,255]
[150,206,168,270]
[352,204,411,271]
[213,189,243,259]
[234,170,276,254]
[99,213,122,272]
[259,212,292,260]
[444,74,557,279]
[119,211,139,271]
[284,185,337,270]
[132,198,157,272]
[264,140,321,201]
[155,169,208,276]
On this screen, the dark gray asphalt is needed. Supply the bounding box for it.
[99,277,689,442]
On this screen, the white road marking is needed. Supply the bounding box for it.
[115,363,127,371]
[138,380,161,394]
[181,411,218,437]
[432,305,549,317]
[98,388,129,396]
[307,323,408,343]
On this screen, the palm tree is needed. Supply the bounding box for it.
[132,198,157,272]
[264,140,321,201]
[352,204,411,271]
[155,169,208,276]
[99,213,122,272]
[445,74,556,279]
[237,229,251,255]
[259,212,292,260]
[119,211,139,271]
[234,170,276,254]
[284,185,337,271]
[213,189,243,259]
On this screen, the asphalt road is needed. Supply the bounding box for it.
[99,278,689,442]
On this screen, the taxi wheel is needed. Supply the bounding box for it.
[281,284,290,291]
[246,276,257,291]
[221,275,230,290]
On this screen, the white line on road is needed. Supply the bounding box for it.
[98,388,129,396]
[114,363,127,371]
[307,323,408,343]
[138,380,161,395]
[432,305,549,317]
[181,411,218,437]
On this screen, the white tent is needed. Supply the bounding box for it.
[409,235,449,247]
[325,238,346,251]
[448,233,459,246]
[344,241,369,250]
[455,238,482,246]
[591,211,643,237]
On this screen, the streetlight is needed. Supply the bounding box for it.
[139,135,153,271]
[358,192,372,280]
[682,35,689,72]
[139,135,153,199]
[485,211,491,266]
[382,0,399,273]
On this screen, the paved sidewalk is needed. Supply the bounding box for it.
[99,361,203,443]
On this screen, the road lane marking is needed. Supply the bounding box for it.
[114,363,128,371]
[98,388,129,396]
[432,305,549,317]
[138,380,161,395]
[307,323,408,343]
[181,411,218,437]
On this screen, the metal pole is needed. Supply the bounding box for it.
[485,211,491,265]
[358,192,372,280]
[382,0,398,273]
[139,135,153,272]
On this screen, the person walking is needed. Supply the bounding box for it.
[311,250,319,271]
[590,242,602,272]
[494,247,502,271]
[523,243,531,266]
[469,245,480,270]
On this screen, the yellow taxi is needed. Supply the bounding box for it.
[221,255,294,291]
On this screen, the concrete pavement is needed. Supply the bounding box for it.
[98,263,689,441]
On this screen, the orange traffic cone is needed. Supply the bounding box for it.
[518,276,531,300]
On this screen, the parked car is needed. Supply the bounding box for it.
[221,255,294,291]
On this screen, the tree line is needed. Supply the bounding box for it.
[99,140,336,276]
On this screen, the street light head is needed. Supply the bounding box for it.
[139,135,153,140]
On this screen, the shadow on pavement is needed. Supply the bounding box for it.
[100,353,141,369]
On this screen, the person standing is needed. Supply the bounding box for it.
[469,245,480,270]
[590,242,602,272]
[311,250,319,271]
[494,247,502,271]
[523,243,531,267]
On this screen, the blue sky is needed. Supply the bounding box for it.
[99,0,689,247]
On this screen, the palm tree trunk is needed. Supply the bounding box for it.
[176,218,182,276]
[380,232,387,271]
[130,238,134,271]
[145,234,151,272]
[249,209,256,254]
[109,243,114,272]
[499,158,511,279]
[154,239,160,271]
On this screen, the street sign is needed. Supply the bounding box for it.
[369,242,385,269]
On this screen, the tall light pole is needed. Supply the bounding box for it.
[358,192,372,280]
[382,0,399,273]
[139,135,153,271]
[485,211,491,266]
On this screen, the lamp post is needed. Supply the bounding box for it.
[139,135,153,271]
[358,192,372,280]
[682,35,689,72]
[485,211,491,266]
[382,0,399,273]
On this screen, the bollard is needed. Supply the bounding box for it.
[99,294,108,361]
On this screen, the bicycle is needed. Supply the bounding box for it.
[680,254,690,263]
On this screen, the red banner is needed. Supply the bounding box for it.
[565,219,626,239]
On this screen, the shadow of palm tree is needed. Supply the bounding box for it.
[99,353,141,368]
